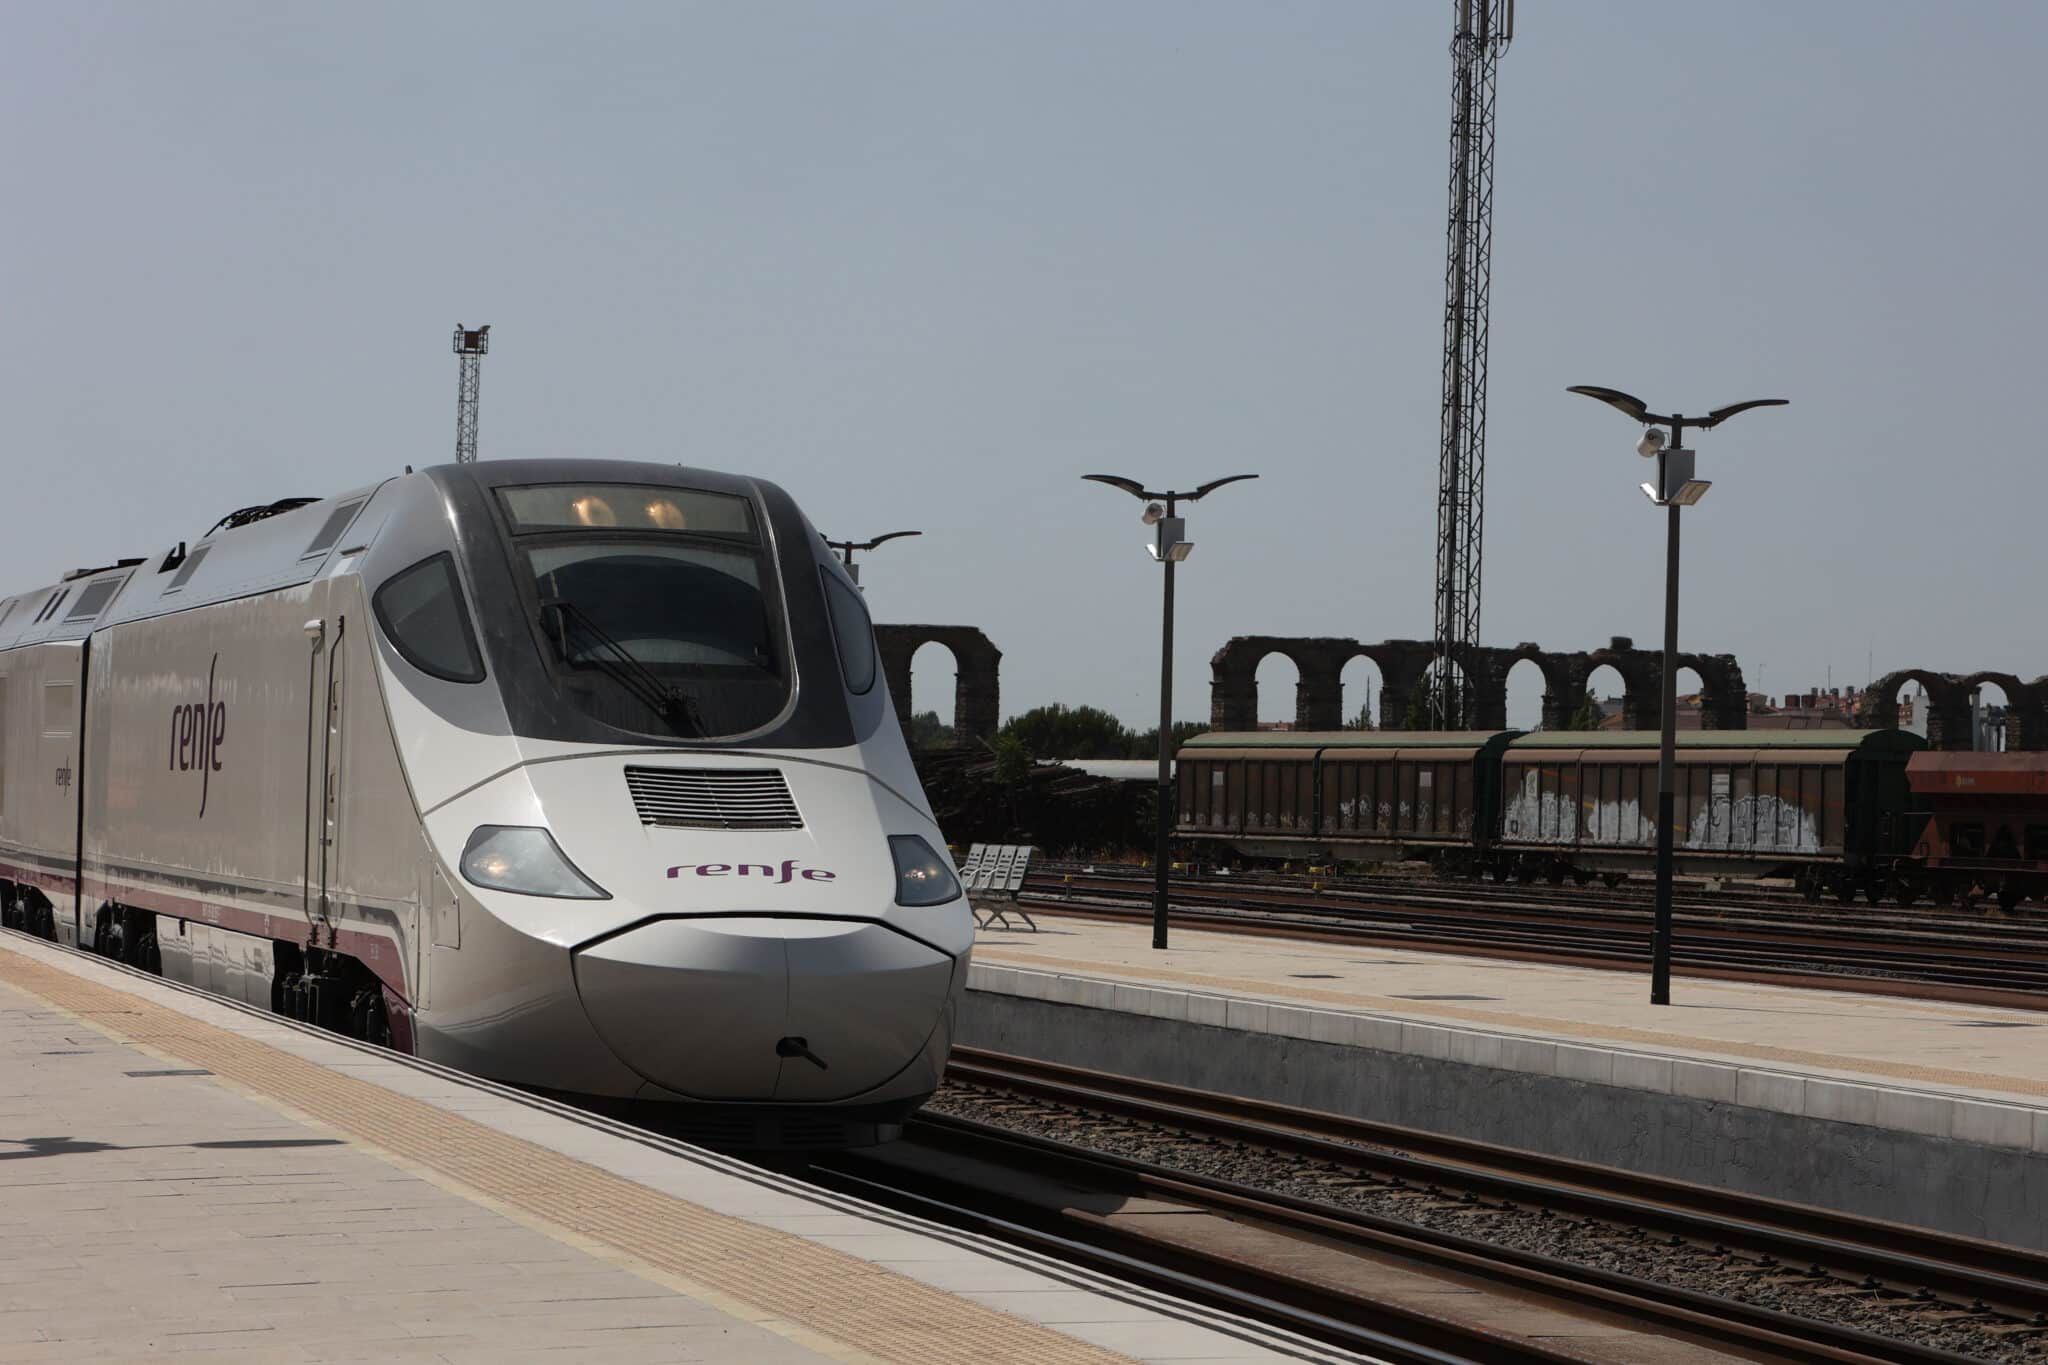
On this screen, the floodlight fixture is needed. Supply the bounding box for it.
[1081,469,1258,951]
[1566,384,1786,1008]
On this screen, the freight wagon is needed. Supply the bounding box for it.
[1176,729,1926,899]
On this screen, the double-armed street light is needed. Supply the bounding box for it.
[825,531,922,587]
[1566,386,1787,1005]
[1083,472,1258,950]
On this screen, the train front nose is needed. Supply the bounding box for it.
[570,917,954,1101]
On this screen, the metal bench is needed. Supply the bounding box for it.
[959,843,1037,931]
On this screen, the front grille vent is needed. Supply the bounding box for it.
[624,766,801,830]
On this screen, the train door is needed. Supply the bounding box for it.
[41,653,83,947]
[306,614,347,948]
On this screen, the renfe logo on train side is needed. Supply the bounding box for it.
[666,859,836,883]
[169,653,227,818]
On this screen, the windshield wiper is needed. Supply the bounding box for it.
[539,598,703,737]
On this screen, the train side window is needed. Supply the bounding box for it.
[1951,822,1986,858]
[373,554,485,684]
[42,681,74,738]
[820,572,876,695]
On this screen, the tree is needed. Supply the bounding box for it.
[1403,673,1463,730]
[998,703,1131,760]
[1127,720,1208,759]
[1345,698,1372,730]
[1566,689,1603,731]
[907,709,952,749]
[989,734,1033,785]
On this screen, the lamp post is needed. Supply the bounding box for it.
[825,531,921,587]
[1565,386,1786,1005]
[1083,472,1257,950]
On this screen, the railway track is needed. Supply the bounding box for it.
[1020,866,2048,1009]
[808,1049,2048,1364]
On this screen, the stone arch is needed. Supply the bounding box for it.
[1583,641,1662,731]
[1958,671,2043,751]
[874,625,1001,745]
[1211,636,1376,731]
[1344,640,1434,730]
[1497,644,1583,731]
[1863,669,1968,750]
[1677,652,1748,730]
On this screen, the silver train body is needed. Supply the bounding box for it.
[0,460,971,1146]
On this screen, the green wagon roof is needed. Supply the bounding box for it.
[1505,728,1923,753]
[1180,730,1519,750]
[1180,727,1924,755]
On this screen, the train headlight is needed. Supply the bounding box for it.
[889,835,961,907]
[460,826,610,900]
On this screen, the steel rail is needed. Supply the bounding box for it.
[946,1048,2048,1312]
[807,1159,1569,1365]
[1025,874,2048,1009]
[824,1112,1985,1365]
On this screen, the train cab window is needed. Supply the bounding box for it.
[821,571,876,695]
[373,554,485,683]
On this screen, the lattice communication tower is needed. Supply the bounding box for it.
[453,324,491,464]
[1430,1,1512,727]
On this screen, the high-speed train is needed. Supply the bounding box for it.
[0,460,972,1147]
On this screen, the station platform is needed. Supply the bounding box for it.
[0,931,1350,1365]
[962,912,2048,1252]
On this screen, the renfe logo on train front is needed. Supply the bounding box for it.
[169,653,227,818]
[666,859,836,883]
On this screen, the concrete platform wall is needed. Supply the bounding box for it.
[959,976,2048,1252]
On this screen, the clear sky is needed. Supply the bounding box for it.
[5,3,2042,731]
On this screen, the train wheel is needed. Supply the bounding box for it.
[1833,877,1856,906]
[1572,867,1593,886]
[1997,885,2020,915]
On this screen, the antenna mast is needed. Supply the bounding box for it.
[452,324,491,463]
[1430,0,1512,726]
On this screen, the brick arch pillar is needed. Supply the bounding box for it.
[1683,653,1749,730]
[1294,642,1354,730]
[1209,639,1262,731]
[2012,679,2048,751]
[872,625,1002,745]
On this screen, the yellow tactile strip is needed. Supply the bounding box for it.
[977,945,2048,1101]
[0,947,1136,1365]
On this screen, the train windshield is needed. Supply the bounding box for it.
[501,483,790,739]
